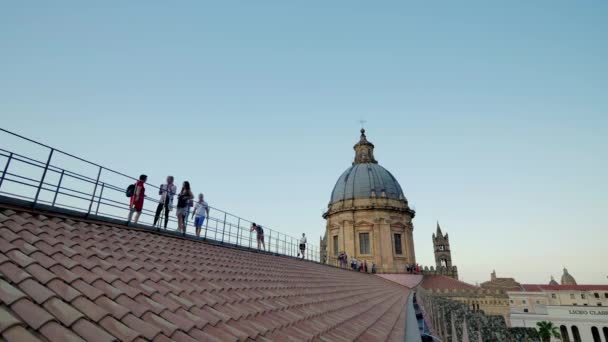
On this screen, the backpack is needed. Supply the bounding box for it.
[126,183,136,197]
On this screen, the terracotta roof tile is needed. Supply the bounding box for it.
[71,318,117,342]
[42,297,84,327]
[0,279,27,305]
[71,296,110,323]
[99,316,140,342]
[46,279,83,302]
[24,263,57,285]
[10,239,37,255]
[2,325,44,342]
[10,298,54,330]
[142,311,179,336]
[72,279,104,301]
[0,205,411,341]
[28,251,59,269]
[0,237,18,254]
[17,279,57,305]
[0,306,21,334]
[122,313,163,340]
[39,321,85,342]
[188,328,224,342]
[95,296,131,320]
[0,261,32,284]
[49,264,81,284]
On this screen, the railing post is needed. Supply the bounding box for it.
[249,229,252,249]
[33,148,54,206]
[269,230,272,253]
[51,170,65,206]
[87,166,102,215]
[0,152,14,191]
[203,213,209,240]
[236,218,241,246]
[95,182,105,215]
[221,212,227,243]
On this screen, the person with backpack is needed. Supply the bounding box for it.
[191,193,209,238]
[298,233,307,259]
[176,181,193,235]
[127,174,147,225]
[250,222,265,251]
[153,175,177,229]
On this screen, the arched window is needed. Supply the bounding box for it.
[591,327,600,342]
[571,326,581,342]
[560,325,570,342]
[603,327,608,342]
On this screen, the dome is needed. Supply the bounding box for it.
[330,163,405,204]
[329,129,406,205]
[561,268,577,286]
[549,276,559,286]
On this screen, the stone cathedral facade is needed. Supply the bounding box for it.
[321,129,416,273]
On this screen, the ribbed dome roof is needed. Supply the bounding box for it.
[330,163,405,204]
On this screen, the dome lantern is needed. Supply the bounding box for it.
[353,128,377,164]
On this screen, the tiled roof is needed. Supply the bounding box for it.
[517,284,608,292]
[0,205,410,341]
[376,275,423,289]
[419,275,478,291]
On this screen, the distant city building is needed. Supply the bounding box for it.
[322,129,416,272]
[508,268,608,342]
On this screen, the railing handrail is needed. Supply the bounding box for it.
[0,126,319,261]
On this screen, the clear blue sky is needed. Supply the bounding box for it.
[1,1,606,284]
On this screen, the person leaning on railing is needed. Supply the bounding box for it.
[127,174,147,225]
[250,223,266,251]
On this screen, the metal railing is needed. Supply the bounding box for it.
[0,127,319,262]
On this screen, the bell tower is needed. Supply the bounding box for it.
[433,222,452,268]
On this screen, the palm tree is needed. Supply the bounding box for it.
[536,321,561,342]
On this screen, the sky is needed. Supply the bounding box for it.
[1,1,607,284]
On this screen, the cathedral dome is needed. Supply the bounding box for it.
[330,163,405,204]
[329,129,406,205]
[561,268,577,286]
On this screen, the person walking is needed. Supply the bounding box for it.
[364,260,368,273]
[250,223,266,251]
[176,181,193,235]
[192,193,209,238]
[371,262,376,274]
[153,176,177,229]
[298,233,307,259]
[127,174,147,225]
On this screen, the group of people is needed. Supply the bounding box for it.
[127,174,209,237]
[126,174,308,258]
[336,251,376,274]
[406,263,421,274]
